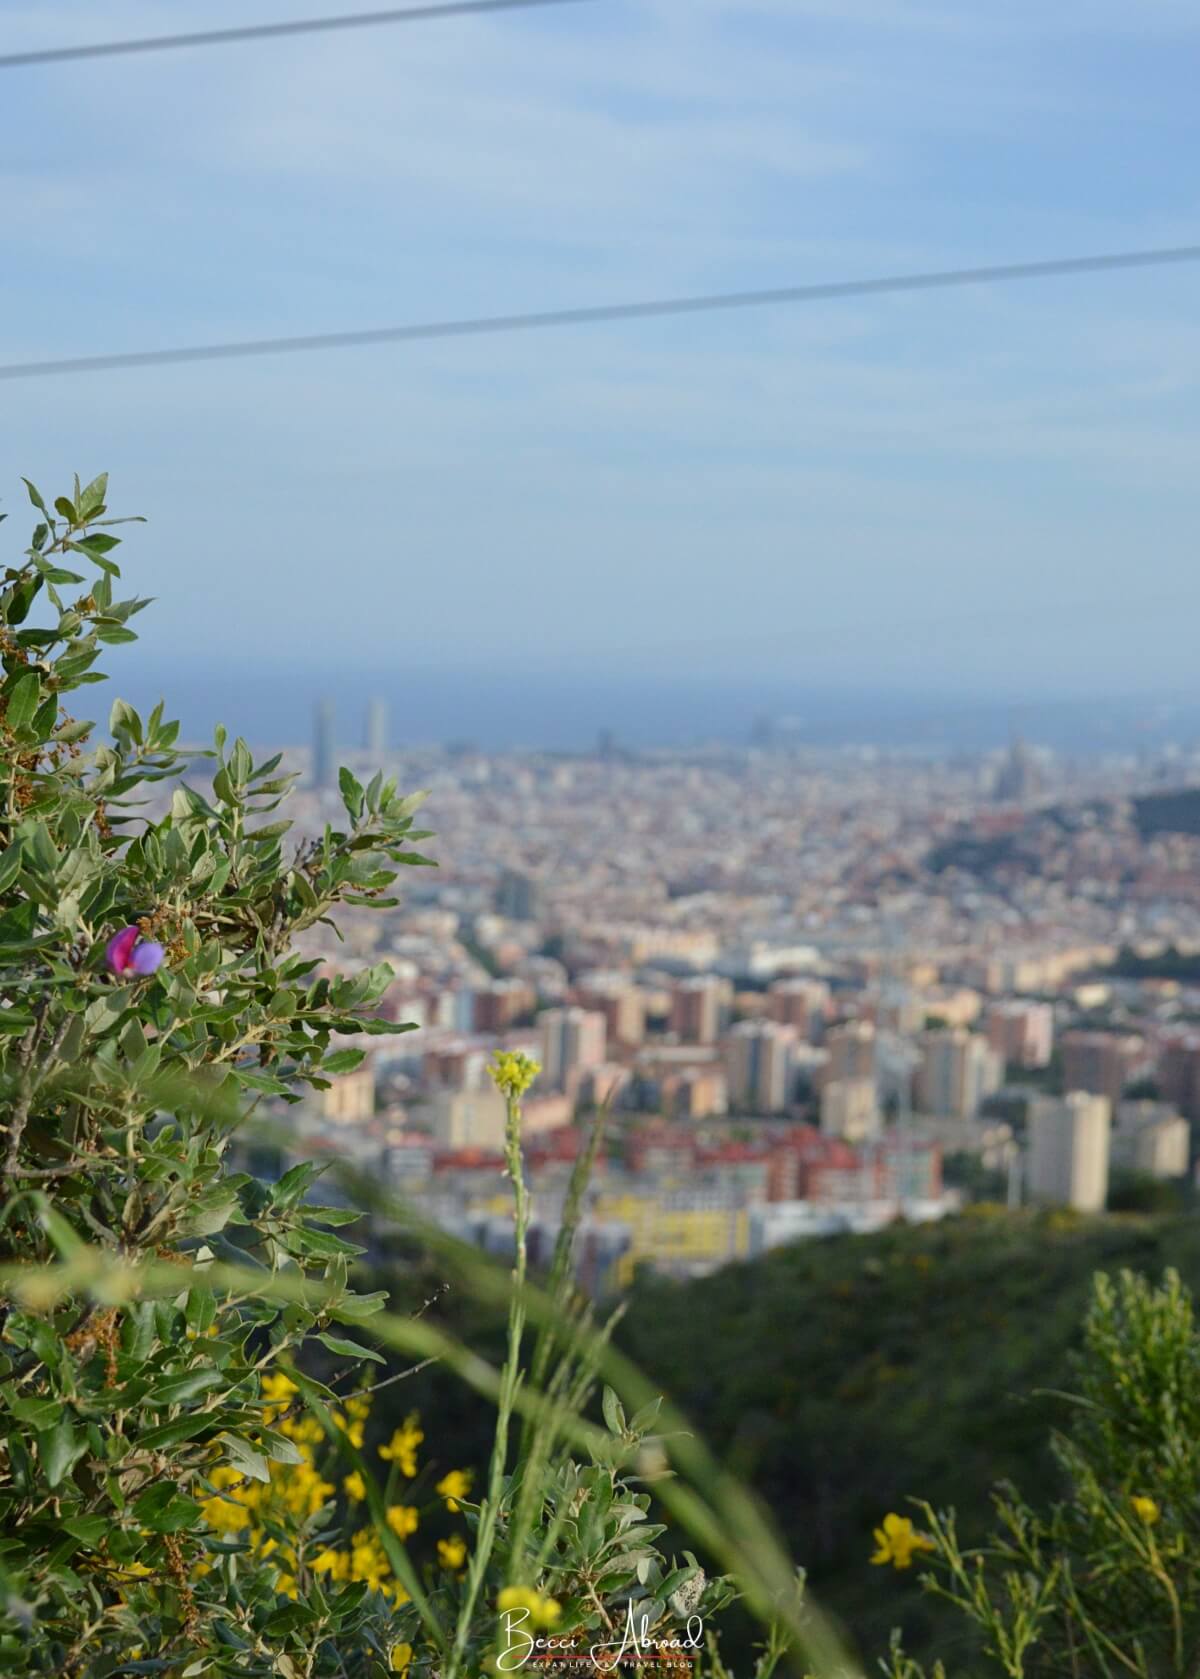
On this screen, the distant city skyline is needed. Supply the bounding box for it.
[107,654,1200,756]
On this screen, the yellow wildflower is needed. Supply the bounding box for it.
[260,1370,298,1424]
[497,1585,561,1627]
[279,1412,324,1448]
[390,1644,413,1675]
[387,1504,420,1538]
[1132,1495,1161,1526]
[379,1414,424,1477]
[332,1409,366,1449]
[870,1512,935,1570]
[200,1467,251,1535]
[436,1468,473,1512]
[437,1535,468,1570]
[312,1547,352,1582]
[269,1458,333,1520]
[490,1050,541,1099]
[344,1470,367,1503]
[350,1528,392,1590]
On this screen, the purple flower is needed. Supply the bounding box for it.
[129,940,164,976]
[105,926,165,978]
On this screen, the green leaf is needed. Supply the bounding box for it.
[322,1048,366,1076]
[316,1333,385,1366]
[76,532,121,559]
[258,1428,305,1465]
[39,1416,86,1489]
[10,1396,62,1430]
[0,841,23,894]
[330,1291,388,1322]
[132,1483,203,1533]
[62,1514,109,1546]
[22,478,48,513]
[602,1386,626,1436]
[78,473,109,519]
[109,696,142,745]
[272,1160,326,1206]
[135,1415,214,1453]
[283,1227,365,1260]
[339,766,364,820]
[148,1366,225,1408]
[216,1432,271,1484]
[5,671,40,730]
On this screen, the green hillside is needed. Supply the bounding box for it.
[374,1207,1200,1666]
[620,1209,1200,1664]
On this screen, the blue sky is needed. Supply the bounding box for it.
[3,0,1200,741]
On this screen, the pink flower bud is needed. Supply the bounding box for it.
[104,926,139,975]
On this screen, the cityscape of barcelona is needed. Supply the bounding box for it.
[230,702,1200,1293]
[7,0,1200,1671]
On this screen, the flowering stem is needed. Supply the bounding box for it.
[445,1084,530,1679]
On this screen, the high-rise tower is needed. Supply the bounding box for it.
[313,698,335,790]
[365,696,387,758]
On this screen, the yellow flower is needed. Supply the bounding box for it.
[344,1470,367,1503]
[268,1458,333,1519]
[200,1467,252,1535]
[350,1527,392,1590]
[260,1370,298,1424]
[1132,1495,1161,1526]
[436,1468,473,1513]
[379,1414,424,1477]
[312,1547,352,1582]
[390,1644,414,1675]
[497,1585,561,1627]
[870,1512,936,1570]
[333,1409,366,1449]
[279,1412,324,1448]
[387,1504,420,1538]
[437,1536,468,1570]
[490,1050,541,1099]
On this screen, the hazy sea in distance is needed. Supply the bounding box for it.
[101,657,1200,759]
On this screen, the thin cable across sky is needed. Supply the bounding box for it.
[0,0,588,71]
[2,244,1198,383]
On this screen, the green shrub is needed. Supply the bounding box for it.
[0,479,829,1679]
[880,1268,1200,1677]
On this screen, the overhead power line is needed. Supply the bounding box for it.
[2,244,1198,382]
[0,0,586,70]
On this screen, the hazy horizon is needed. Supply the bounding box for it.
[106,654,1200,756]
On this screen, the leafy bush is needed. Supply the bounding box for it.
[0,479,830,1678]
[880,1268,1200,1678]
